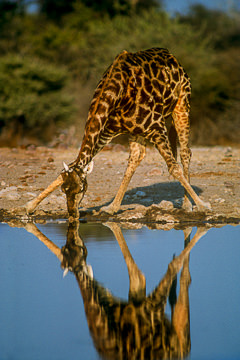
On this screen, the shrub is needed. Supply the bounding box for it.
[0,55,75,145]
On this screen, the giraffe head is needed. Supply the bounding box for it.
[60,220,88,276]
[61,162,93,221]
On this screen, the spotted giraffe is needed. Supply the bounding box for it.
[26,48,211,218]
[24,221,208,359]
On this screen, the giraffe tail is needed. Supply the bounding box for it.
[168,122,178,161]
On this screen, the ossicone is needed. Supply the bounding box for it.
[63,162,69,172]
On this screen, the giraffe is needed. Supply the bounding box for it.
[24,220,208,360]
[25,48,211,219]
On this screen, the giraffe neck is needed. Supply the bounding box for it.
[74,51,128,170]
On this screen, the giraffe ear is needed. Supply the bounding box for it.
[83,161,94,174]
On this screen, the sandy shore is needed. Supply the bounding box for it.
[0,145,239,226]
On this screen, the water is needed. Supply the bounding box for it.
[0,221,240,360]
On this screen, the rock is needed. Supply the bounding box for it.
[47,156,54,163]
[134,204,147,212]
[224,147,232,157]
[224,181,234,188]
[0,186,18,199]
[154,214,179,224]
[135,191,146,198]
[158,200,174,210]
[6,193,21,201]
[118,206,147,220]
[214,198,226,203]
[25,192,38,199]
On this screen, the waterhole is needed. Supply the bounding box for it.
[0,221,239,360]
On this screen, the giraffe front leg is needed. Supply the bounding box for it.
[105,222,146,301]
[100,137,146,214]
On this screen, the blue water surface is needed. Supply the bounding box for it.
[0,222,239,360]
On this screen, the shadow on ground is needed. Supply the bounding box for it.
[86,182,203,212]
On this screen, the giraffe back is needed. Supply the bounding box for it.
[78,48,191,165]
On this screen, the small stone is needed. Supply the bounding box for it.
[1,181,6,186]
[27,144,36,151]
[158,200,174,210]
[0,186,18,198]
[224,181,234,188]
[134,204,147,212]
[7,164,15,169]
[118,208,146,220]
[25,192,37,199]
[155,214,178,223]
[224,147,232,157]
[135,191,146,198]
[0,186,21,201]
[47,156,54,163]
[9,193,21,200]
[214,198,226,203]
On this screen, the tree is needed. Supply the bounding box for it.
[38,0,75,20]
[0,0,25,28]
[0,55,75,145]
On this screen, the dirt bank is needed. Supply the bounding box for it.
[0,145,240,226]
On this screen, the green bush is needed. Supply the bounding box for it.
[0,55,75,144]
[0,3,239,145]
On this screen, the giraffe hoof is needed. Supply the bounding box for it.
[100,204,119,215]
[196,201,212,212]
[182,198,193,212]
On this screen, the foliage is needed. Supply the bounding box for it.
[0,55,74,143]
[179,4,240,49]
[37,0,160,19]
[0,1,239,145]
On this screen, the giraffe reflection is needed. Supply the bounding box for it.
[26,222,207,360]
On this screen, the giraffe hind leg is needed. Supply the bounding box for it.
[152,122,211,212]
[100,136,146,214]
[171,85,210,210]
[172,110,192,211]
